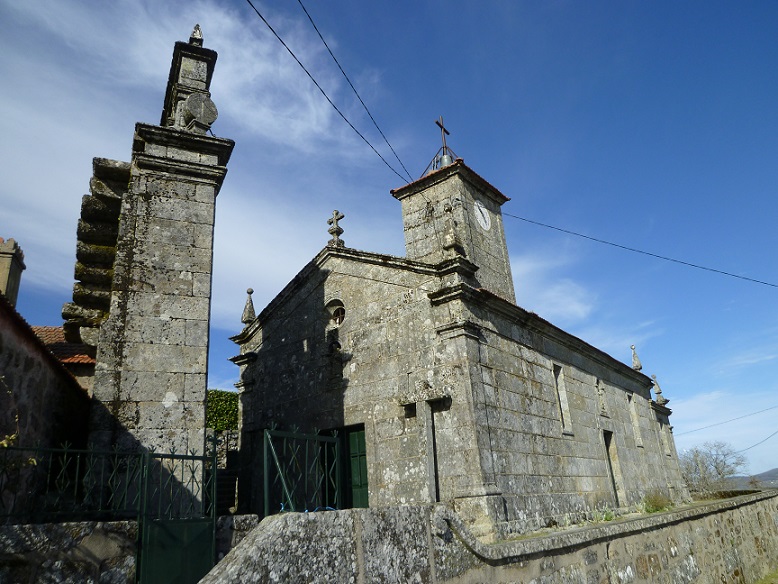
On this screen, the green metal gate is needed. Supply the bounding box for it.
[0,441,217,583]
[137,446,217,584]
[263,427,341,516]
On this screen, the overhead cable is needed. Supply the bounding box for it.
[244,0,408,182]
[505,213,778,289]
[736,428,778,453]
[675,405,778,436]
[295,0,413,183]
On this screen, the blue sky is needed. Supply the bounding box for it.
[2,1,777,474]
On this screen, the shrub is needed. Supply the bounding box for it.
[206,389,239,432]
[642,489,672,513]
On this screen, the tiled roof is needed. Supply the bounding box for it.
[31,326,95,365]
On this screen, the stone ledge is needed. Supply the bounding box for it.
[437,489,778,562]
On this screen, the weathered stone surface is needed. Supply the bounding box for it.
[215,514,260,561]
[235,239,688,538]
[43,30,233,457]
[203,492,778,584]
[0,298,89,448]
[0,521,136,584]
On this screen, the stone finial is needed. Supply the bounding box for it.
[160,26,219,132]
[651,374,669,406]
[190,24,203,46]
[630,344,642,371]
[241,288,256,324]
[327,210,345,247]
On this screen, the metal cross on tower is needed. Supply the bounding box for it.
[436,116,450,154]
[421,116,458,176]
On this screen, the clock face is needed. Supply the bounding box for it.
[474,200,491,231]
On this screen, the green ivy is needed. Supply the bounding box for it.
[206,389,239,431]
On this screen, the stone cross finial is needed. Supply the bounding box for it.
[190,24,203,46]
[630,344,642,371]
[327,210,345,247]
[241,288,256,324]
[651,374,669,406]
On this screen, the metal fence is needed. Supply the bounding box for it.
[0,441,218,525]
[0,444,144,523]
[263,427,341,516]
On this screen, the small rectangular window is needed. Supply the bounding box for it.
[553,364,573,435]
[627,393,643,447]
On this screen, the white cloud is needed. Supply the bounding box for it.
[511,253,597,325]
[722,347,778,369]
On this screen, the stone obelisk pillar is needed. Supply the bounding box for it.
[90,26,234,455]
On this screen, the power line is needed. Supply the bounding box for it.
[244,0,408,182]
[736,428,778,453]
[505,213,778,289]
[295,0,413,183]
[675,405,778,436]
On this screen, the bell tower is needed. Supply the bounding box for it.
[391,119,515,303]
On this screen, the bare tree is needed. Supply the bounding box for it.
[679,441,747,495]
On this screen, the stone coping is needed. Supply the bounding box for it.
[436,490,778,563]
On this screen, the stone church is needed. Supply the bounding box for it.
[1,23,686,545]
[231,143,688,537]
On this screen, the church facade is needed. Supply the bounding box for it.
[231,158,688,538]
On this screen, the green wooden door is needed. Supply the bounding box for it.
[348,428,369,508]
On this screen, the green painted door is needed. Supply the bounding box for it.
[347,428,369,508]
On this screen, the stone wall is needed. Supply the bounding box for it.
[215,514,260,561]
[460,295,689,537]
[202,491,778,584]
[234,243,688,537]
[0,521,136,583]
[0,296,89,448]
[234,247,442,513]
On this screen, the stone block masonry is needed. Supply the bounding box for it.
[202,491,778,583]
[87,31,233,455]
[0,521,137,583]
[1,294,89,449]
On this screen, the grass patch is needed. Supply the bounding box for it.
[752,568,778,584]
[641,490,673,513]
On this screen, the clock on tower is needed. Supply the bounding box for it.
[391,121,515,303]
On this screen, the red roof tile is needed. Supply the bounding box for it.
[31,326,95,365]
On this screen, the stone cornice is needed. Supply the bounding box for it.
[390,159,510,206]
[434,256,479,279]
[435,320,482,341]
[427,283,481,306]
[314,246,440,275]
[229,352,257,366]
[430,284,652,388]
[134,123,234,166]
[482,289,652,387]
[650,401,673,416]
[132,154,230,185]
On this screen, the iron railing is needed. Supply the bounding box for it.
[0,439,218,525]
[0,444,143,523]
[263,427,341,516]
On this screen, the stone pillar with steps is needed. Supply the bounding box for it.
[88,27,234,455]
